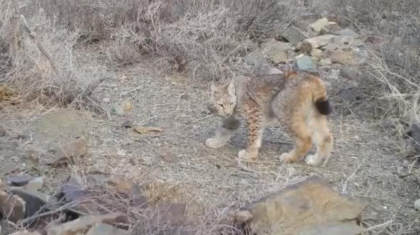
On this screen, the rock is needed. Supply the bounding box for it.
[295,55,317,73]
[414,199,420,210]
[111,104,125,115]
[320,23,343,35]
[0,191,26,223]
[102,98,110,103]
[86,223,127,235]
[107,175,146,206]
[309,17,330,34]
[267,67,283,75]
[281,26,308,44]
[10,188,48,219]
[121,120,133,129]
[134,126,163,134]
[7,175,32,186]
[46,213,127,235]
[25,177,43,191]
[301,35,336,53]
[336,28,359,37]
[235,176,368,235]
[324,37,368,66]
[319,58,332,66]
[311,49,323,60]
[48,138,88,166]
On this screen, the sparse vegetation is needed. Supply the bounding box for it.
[1,0,420,234]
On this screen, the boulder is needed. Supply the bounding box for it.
[324,37,368,65]
[235,176,368,235]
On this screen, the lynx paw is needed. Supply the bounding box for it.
[205,137,226,149]
[305,154,322,167]
[238,149,257,161]
[279,152,294,163]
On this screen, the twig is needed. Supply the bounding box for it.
[19,15,58,73]
[342,156,366,194]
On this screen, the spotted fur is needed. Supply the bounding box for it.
[206,71,334,167]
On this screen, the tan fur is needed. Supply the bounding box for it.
[206,71,333,167]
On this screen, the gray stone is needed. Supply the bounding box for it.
[282,26,308,44]
[246,40,291,65]
[301,35,336,53]
[295,55,317,73]
[320,24,343,35]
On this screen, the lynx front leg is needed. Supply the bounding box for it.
[238,103,266,161]
[206,116,240,148]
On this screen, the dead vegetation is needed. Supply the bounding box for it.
[1,0,420,234]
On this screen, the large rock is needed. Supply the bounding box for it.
[281,26,308,44]
[235,176,367,235]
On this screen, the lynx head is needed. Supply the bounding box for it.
[209,79,236,117]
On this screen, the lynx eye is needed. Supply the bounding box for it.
[218,104,224,108]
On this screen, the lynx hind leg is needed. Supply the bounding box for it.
[206,116,240,149]
[238,100,266,161]
[278,116,312,163]
[305,115,333,167]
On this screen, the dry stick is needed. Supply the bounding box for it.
[19,15,58,73]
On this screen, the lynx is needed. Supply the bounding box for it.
[206,70,333,167]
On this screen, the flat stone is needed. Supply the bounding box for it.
[111,104,125,115]
[320,23,343,35]
[282,26,308,44]
[246,40,291,65]
[235,176,368,235]
[10,188,48,220]
[9,231,42,235]
[414,199,420,210]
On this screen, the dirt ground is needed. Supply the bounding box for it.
[1,51,420,234]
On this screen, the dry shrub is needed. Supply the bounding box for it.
[0,1,106,113]
[312,0,420,122]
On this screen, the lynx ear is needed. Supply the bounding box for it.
[227,79,235,96]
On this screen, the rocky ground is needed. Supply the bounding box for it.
[1,15,420,235]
